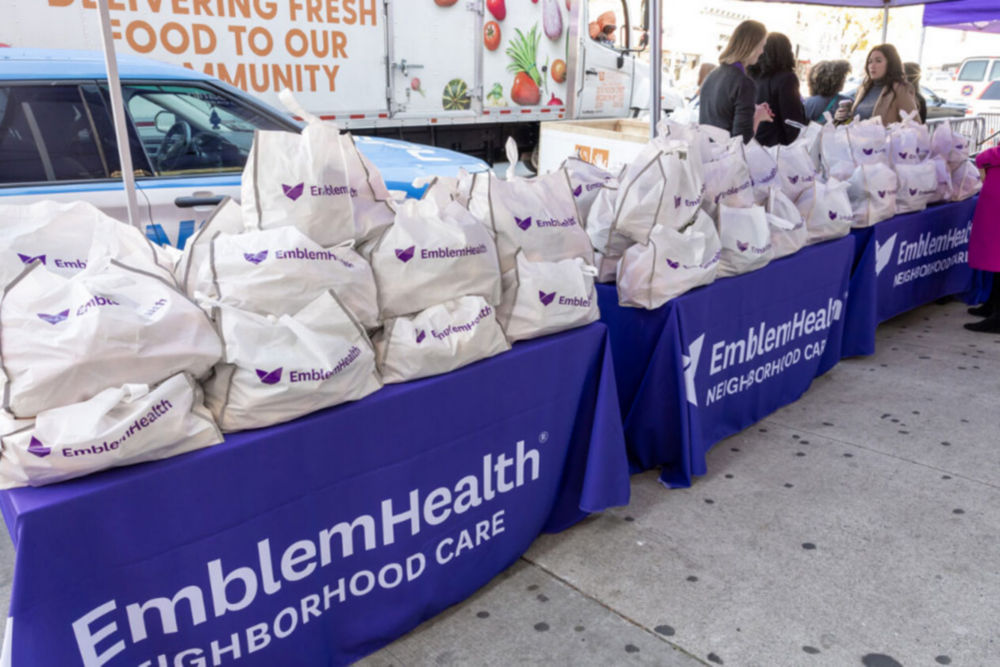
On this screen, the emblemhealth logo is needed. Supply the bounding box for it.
[875,233,898,276]
[682,334,706,407]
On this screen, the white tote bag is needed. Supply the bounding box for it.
[563,156,615,221]
[375,296,510,384]
[609,147,703,244]
[0,373,222,488]
[209,225,380,328]
[241,92,355,247]
[930,119,971,169]
[848,117,890,166]
[0,200,174,289]
[497,251,600,342]
[889,110,931,165]
[796,179,853,244]
[617,211,721,309]
[593,250,624,284]
[342,134,396,244]
[742,140,779,205]
[1,259,222,418]
[369,197,502,319]
[930,155,954,203]
[419,169,477,210]
[766,188,808,259]
[204,290,381,432]
[701,140,754,217]
[950,160,983,201]
[174,198,246,299]
[894,161,938,214]
[586,181,633,258]
[847,163,898,227]
[771,143,818,202]
[820,116,855,180]
[717,205,774,277]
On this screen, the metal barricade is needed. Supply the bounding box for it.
[927,116,985,153]
[976,113,1000,150]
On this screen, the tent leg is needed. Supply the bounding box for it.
[918,26,926,67]
[96,0,141,231]
[650,0,661,138]
[881,6,889,43]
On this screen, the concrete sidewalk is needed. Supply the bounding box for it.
[360,299,1000,667]
[0,299,995,666]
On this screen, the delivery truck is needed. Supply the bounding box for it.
[5,0,656,165]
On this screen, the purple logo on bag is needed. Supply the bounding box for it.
[515,216,532,231]
[538,291,556,306]
[17,253,46,266]
[909,188,918,196]
[395,246,415,262]
[828,211,838,221]
[415,329,426,344]
[863,148,874,156]
[572,185,583,197]
[898,152,908,160]
[255,368,283,385]
[282,183,305,201]
[674,195,683,208]
[666,258,680,269]
[789,175,800,185]
[737,241,749,252]
[243,250,268,264]
[877,190,887,199]
[36,309,69,325]
[27,437,50,458]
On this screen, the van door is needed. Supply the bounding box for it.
[955,59,989,99]
[389,3,481,120]
[578,2,634,118]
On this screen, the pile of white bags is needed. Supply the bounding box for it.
[766,188,808,259]
[617,211,721,309]
[795,178,853,243]
[563,156,615,221]
[717,204,774,277]
[847,162,899,227]
[930,119,982,201]
[204,291,381,431]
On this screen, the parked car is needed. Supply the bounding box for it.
[841,85,967,120]
[0,48,489,248]
[949,56,1000,102]
[966,80,1000,116]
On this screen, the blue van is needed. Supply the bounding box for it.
[0,48,488,247]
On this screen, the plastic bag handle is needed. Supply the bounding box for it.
[278,88,326,127]
[504,137,519,180]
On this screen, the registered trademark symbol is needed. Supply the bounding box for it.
[538,431,549,443]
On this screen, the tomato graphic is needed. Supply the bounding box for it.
[484,21,501,51]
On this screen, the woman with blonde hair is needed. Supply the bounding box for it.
[849,44,917,126]
[699,20,774,142]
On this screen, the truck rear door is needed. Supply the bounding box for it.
[577,4,634,118]
[388,2,481,120]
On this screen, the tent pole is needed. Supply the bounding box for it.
[918,26,926,67]
[650,0,662,138]
[96,0,141,230]
[881,6,889,43]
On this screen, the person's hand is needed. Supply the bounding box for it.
[754,103,774,125]
[833,106,849,123]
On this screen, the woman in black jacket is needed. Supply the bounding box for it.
[699,20,774,143]
[749,33,807,146]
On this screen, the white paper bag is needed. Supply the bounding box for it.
[796,178,853,244]
[0,200,174,289]
[617,211,720,309]
[766,188,807,258]
[894,161,938,214]
[375,296,510,383]
[497,252,600,342]
[847,163,898,227]
[204,290,381,432]
[0,373,222,488]
[369,198,502,319]
[717,205,774,276]
[1,260,222,417]
[241,92,355,247]
[209,225,379,328]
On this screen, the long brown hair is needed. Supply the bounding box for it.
[719,21,767,66]
[858,44,910,102]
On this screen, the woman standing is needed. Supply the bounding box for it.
[965,147,1000,333]
[750,33,807,146]
[803,60,852,124]
[849,44,917,126]
[699,20,774,143]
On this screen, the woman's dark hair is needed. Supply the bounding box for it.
[749,33,796,78]
[860,44,908,97]
[809,60,851,96]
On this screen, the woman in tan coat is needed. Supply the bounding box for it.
[847,44,918,126]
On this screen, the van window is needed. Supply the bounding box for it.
[958,60,988,82]
[981,82,1000,101]
[990,61,1000,82]
[118,83,288,176]
[0,85,109,184]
